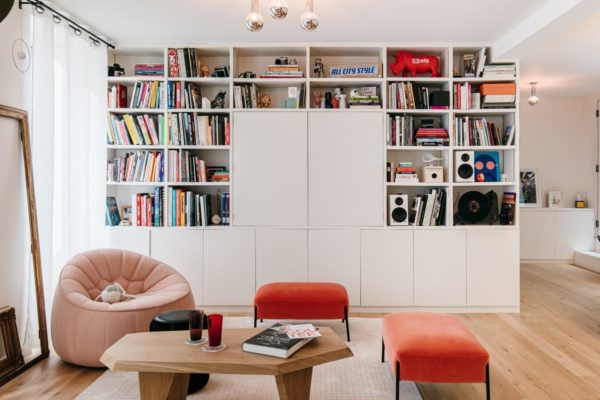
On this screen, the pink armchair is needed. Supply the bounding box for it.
[51,249,195,367]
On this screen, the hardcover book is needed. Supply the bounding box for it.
[242,323,315,358]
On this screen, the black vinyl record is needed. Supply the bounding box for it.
[458,191,490,223]
[0,0,14,24]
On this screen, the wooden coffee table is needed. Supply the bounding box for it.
[100,327,352,400]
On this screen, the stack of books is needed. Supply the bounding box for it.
[349,86,381,109]
[480,83,516,108]
[394,162,418,183]
[415,128,449,146]
[410,188,447,226]
[482,64,516,80]
[131,188,164,227]
[260,64,303,78]
[106,151,164,182]
[106,114,164,146]
[129,81,163,109]
[134,64,164,77]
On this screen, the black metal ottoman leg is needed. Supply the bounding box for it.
[396,361,400,400]
[382,338,385,362]
[486,363,491,400]
[254,306,257,328]
[344,306,350,342]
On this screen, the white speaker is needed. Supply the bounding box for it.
[455,151,474,182]
[389,194,409,226]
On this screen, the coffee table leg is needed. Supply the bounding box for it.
[138,372,190,400]
[275,367,313,400]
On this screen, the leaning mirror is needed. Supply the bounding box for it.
[0,105,49,386]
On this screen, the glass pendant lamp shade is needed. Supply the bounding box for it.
[528,82,539,106]
[268,0,289,19]
[300,0,319,31]
[246,0,264,32]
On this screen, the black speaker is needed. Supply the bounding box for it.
[455,151,474,182]
[429,90,450,108]
[0,0,14,24]
[389,194,409,226]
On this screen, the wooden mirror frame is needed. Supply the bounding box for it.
[0,105,49,386]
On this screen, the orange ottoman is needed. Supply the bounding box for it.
[382,313,490,400]
[254,282,350,341]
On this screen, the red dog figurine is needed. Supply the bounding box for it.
[390,50,441,77]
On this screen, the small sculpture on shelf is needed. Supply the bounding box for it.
[211,91,227,109]
[199,64,211,77]
[313,57,324,78]
[313,91,321,108]
[325,92,332,108]
[390,50,440,77]
[258,93,272,108]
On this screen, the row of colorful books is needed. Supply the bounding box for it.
[130,81,163,109]
[131,188,164,226]
[106,151,164,182]
[167,81,204,109]
[453,117,514,147]
[107,114,165,146]
[388,82,442,110]
[168,113,230,146]
[168,189,230,226]
[410,188,447,226]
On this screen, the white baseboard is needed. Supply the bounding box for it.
[574,251,600,274]
[520,259,574,264]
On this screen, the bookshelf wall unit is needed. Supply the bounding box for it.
[106,44,520,312]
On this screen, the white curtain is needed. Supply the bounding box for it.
[30,12,106,318]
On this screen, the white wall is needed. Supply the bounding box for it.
[520,94,596,209]
[0,3,31,346]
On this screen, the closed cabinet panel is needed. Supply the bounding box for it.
[233,112,307,226]
[204,230,255,306]
[256,229,308,288]
[520,211,554,259]
[105,228,150,255]
[414,230,466,306]
[555,210,594,259]
[308,112,383,226]
[308,230,361,305]
[151,229,203,305]
[361,230,413,306]
[467,229,519,306]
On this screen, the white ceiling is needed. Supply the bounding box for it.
[49,0,600,96]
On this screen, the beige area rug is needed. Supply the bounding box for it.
[76,317,422,400]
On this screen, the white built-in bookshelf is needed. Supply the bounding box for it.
[105,44,520,311]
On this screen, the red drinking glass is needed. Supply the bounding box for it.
[208,314,223,347]
[189,310,204,342]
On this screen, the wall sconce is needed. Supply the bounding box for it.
[528,82,539,106]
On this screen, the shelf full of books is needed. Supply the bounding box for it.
[168,113,230,146]
[168,188,230,227]
[107,113,166,146]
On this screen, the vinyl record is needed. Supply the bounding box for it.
[0,0,14,24]
[458,191,490,223]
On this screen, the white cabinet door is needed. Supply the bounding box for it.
[203,230,255,306]
[308,112,384,226]
[151,229,203,305]
[308,230,361,305]
[256,229,308,288]
[467,229,519,306]
[104,228,150,255]
[520,210,554,259]
[361,230,413,306]
[414,230,466,306]
[233,112,307,226]
[555,210,594,259]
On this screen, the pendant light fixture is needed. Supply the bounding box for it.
[528,82,539,106]
[245,0,319,32]
[268,0,289,20]
[300,0,319,31]
[245,0,264,32]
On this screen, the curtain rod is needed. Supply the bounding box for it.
[19,0,115,49]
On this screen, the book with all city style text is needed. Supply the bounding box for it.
[242,323,319,358]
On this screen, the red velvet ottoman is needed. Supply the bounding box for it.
[254,282,350,341]
[382,313,490,400]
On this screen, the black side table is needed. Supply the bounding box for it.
[149,309,210,394]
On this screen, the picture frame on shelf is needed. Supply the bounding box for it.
[519,169,541,207]
[547,190,564,208]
